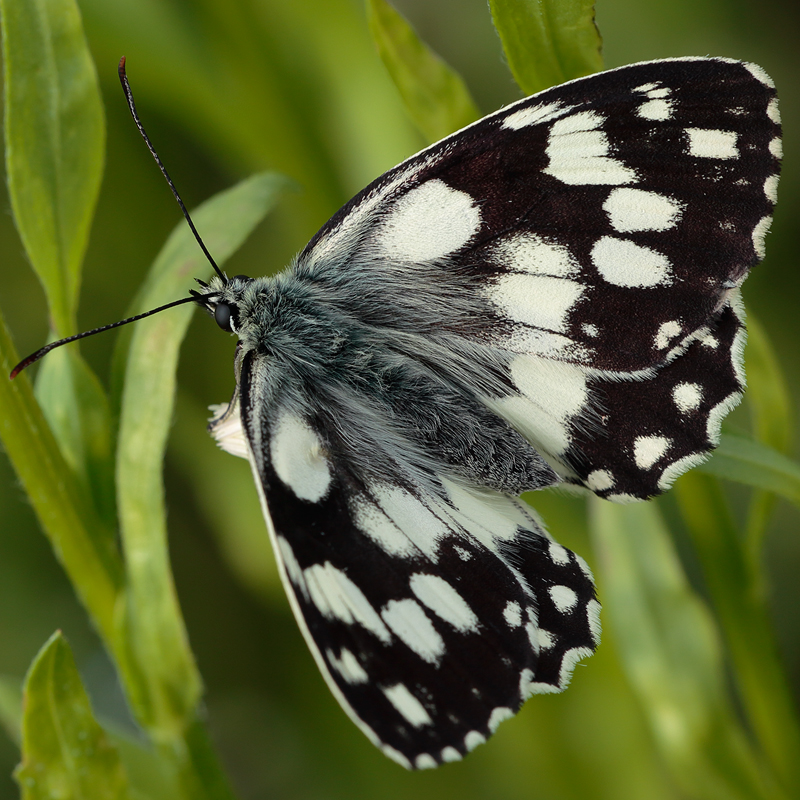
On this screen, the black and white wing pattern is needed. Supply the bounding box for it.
[207,57,780,768]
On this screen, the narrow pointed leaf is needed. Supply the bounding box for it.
[115,172,289,736]
[0,312,124,646]
[367,0,480,142]
[590,499,773,799]
[489,0,603,95]
[14,632,131,800]
[699,434,800,509]
[1,0,105,338]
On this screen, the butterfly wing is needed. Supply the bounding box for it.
[295,57,781,500]
[209,57,780,767]
[210,353,598,768]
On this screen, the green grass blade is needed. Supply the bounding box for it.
[34,349,117,528]
[0,312,124,646]
[0,0,104,338]
[741,314,794,556]
[699,434,800,510]
[745,314,792,454]
[675,473,800,793]
[366,0,480,142]
[115,173,289,739]
[488,0,603,95]
[14,632,131,800]
[590,498,777,800]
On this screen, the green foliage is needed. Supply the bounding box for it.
[367,0,481,142]
[14,633,131,800]
[489,0,604,94]
[0,0,798,798]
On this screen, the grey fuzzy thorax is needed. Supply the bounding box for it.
[203,270,557,496]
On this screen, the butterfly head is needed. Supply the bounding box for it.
[195,274,256,336]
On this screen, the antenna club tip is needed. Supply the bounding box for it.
[118,56,127,77]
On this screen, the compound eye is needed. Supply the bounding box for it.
[214,302,234,332]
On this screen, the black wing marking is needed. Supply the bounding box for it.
[293,58,780,499]
[215,352,599,769]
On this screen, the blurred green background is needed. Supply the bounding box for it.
[1,0,798,797]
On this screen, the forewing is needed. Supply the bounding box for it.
[213,352,599,769]
[297,57,781,499]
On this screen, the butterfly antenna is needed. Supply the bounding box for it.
[9,295,206,379]
[118,56,226,283]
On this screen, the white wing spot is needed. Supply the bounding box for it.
[752,215,772,259]
[538,629,556,650]
[464,731,486,752]
[372,484,449,561]
[410,573,480,633]
[548,542,570,565]
[270,411,331,502]
[453,545,472,561]
[305,563,391,643]
[633,435,672,469]
[503,600,522,627]
[492,233,580,277]
[549,585,578,613]
[488,707,514,732]
[637,99,672,120]
[655,320,682,349]
[326,648,368,684]
[764,175,779,203]
[415,754,437,770]
[525,621,539,651]
[441,746,462,763]
[685,128,738,159]
[700,332,719,349]
[586,469,615,491]
[502,101,573,130]
[382,683,433,727]
[489,274,584,333]
[489,356,589,455]
[543,110,637,185]
[603,187,683,232]
[673,382,703,412]
[276,536,307,598]
[351,495,416,558]
[592,236,673,287]
[769,137,783,160]
[582,323,599,337]
[767,98,781,125]
[381,599,445,663]
[376,179,481,261]
[587,599,602,644]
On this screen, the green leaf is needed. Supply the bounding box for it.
[489,0,603,94]
[1,0,105,338]
[14,632,131,800]
[366,0,480,142]
[589,499,774,799]
[699,433,800,509]
[115,172,289,738]
[35,348,116,528]
[675,473,800,794]
[744,314,792,454]
[0,311,124,647]
[740,314,794,551]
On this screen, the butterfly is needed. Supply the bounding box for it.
[12,56,781,770]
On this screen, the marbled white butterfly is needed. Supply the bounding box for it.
[12,56,781,770]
